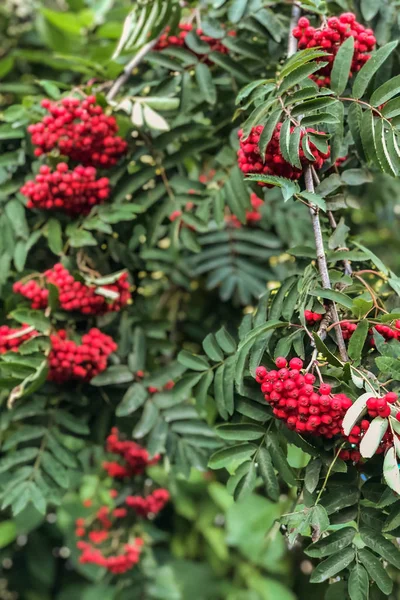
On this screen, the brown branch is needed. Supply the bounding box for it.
[106,34,163,102]
[305,166,349,362]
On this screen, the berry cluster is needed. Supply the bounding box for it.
[366,393,398,419]
[292,14,376,87]
[14,263,130,315]
[20,163,110,215]
[226,193,264,228]
[28,96,127,167]
[75,429,169,575]
[103,427,160,478]
[155,23,234,56]
[340,393,399,461]
[238,124,330,184]
[340,320,400,344]
[304,310,323,325]
[77,539,143,574]
[125,489,170,518]
[255,357,352,437]
[48,328,117,383]
[0,325,37,354]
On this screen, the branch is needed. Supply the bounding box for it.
[287,4,301,58]
[305,166,349,362]
[106,34,163,102]
[287,4,348,363]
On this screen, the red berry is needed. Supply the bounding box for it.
[275,357,287,369]
[289,358,303,371]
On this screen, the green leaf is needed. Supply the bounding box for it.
[279,119,291,164]
[215,423,265,441]
[178,350,210,371]
[235,397,270,421]
[304,458,322,494]
[116,383,148,417]
[245,174,299,201]
[331,36,354,95]
[359,548,393,595]
[309,287,353,309]
[258,108,282,158]
[288,126,302,169]
[202,333,224,362]
[90,365,133,386]
[234,461,257,501]
[195,63,216,105]
[353,41,398,99]
[208,52,251,83]
[312,333,343,368]
[310,547,355,583]
[321,486,359,515]
[342,392,373,436]
[208,443,256,469]
[348,563,370,600]
[291,97,337,116]
[383,446,400,495]
[47,218,63,255]
[361,0,380,20]
[10,309,50,334]
[215,327,236,354]
[352,242,388,275]
[228,0,248,23]
[348,102,366,160]
[299,191,326,212]
[54,410,89,435]
[279,61,329,94]
[133,402,159,439]
[235,321,288,388]
[360,527,400,569]
[370,74,400,107]
[257,447,279,501]
[0,521,17,549]
[305,527,356,558]
[348,320,369,362]
[267,432,296,487]
[41,452,69,489]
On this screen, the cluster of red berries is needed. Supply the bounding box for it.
[155,23,234,56]
[28,96,127,168]
[77,539,143,574]
[125,489,170,518]
[292,14,376,87]
[340,320,400,345]
[0,325,37,354]
[237,124,330,184]
[20,163,110,215]
[103,427,160,478]
[304,310,323,325]
[147,380,175,394]
[75,430,170,575]
[14,263,131,315]
[226,193,264,228]
[366,393,398,419]
[255,357,352,437]
[48,328,117,383]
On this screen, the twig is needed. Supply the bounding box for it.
[106,34,163,102]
